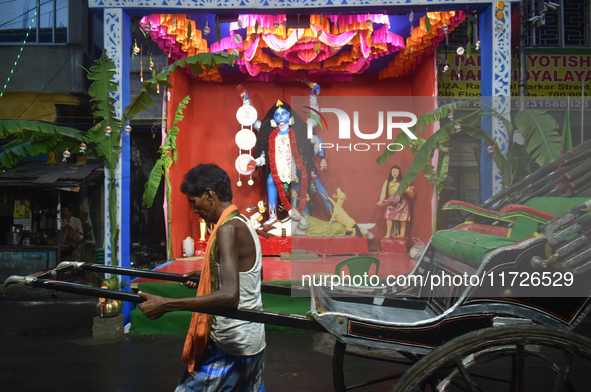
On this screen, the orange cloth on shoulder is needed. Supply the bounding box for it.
[181,204,239,374]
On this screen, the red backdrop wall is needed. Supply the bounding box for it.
[166,55,437,259]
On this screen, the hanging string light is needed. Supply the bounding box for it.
[0,7,38,99]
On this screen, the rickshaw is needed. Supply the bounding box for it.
[4,141,591,391]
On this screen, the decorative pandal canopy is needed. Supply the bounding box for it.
[379,11,466,79]
[140,11,466,82]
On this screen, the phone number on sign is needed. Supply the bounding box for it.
[486,271,574,287]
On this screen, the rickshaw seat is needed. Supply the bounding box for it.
[432,197,589,267]
[335,256,380,277]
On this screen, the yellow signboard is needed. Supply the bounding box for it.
[437,53,591,97]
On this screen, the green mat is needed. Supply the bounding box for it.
[432,197,590,266]
[129,282,312,335]
[432,230,517,267]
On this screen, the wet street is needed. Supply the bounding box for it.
[3,283,591,392]
[0,284,401,392]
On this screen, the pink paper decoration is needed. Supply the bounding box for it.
[140,11,460,80]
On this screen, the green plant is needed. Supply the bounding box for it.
[0,121,91,167]
[377,99,563,232]
[0,50,237,265]
[422,147,450,233]
[143,95,191,260]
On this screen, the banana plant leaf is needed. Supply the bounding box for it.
[79,121,120,172]
[0,120,90,168]
[124,83,161,120]
[387,108,487,194]
[143,96,191,208]
[438,151,450,186]
[461,126,508,176]
[414,98,478,133]
[562,104,573,152]
[86,52,118,124]
[376,100,479,165]
[166,96,191,163]
[0,140,52,168]
[396,121,457,194]
[81,52,125,172]
[0,119,89,140]
[143,160,164,208]
[376,131,424,166]
[429,143,451,232]
[513,109,561,167]
[509,142,531,184]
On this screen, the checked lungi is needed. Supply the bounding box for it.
[175,343,265,392]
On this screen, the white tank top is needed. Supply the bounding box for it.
[210,215,266,356]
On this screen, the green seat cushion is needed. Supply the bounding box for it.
[510,197,590,241]
[432,197,590,267]
[432,230,517,267]
[524,197,589,214]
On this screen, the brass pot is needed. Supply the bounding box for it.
[96,299,123,318]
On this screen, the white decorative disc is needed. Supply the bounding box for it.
[236,104,258,126]
[235,129,257,150]
[235,154,255,176]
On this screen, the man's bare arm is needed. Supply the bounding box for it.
[138,224,240,320]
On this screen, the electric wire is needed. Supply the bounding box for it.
[16,49,74,119]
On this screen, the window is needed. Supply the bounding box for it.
[526,0,590,47]
[0,0,68,44]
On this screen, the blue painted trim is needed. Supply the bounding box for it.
[119,11,134,324]
[88,0,520,10]
[479,5,493,203]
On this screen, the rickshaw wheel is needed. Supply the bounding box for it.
[392,325,591,392]
[333,340,418,392]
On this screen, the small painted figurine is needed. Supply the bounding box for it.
[247,84,329,225]
[377,165,415,238]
